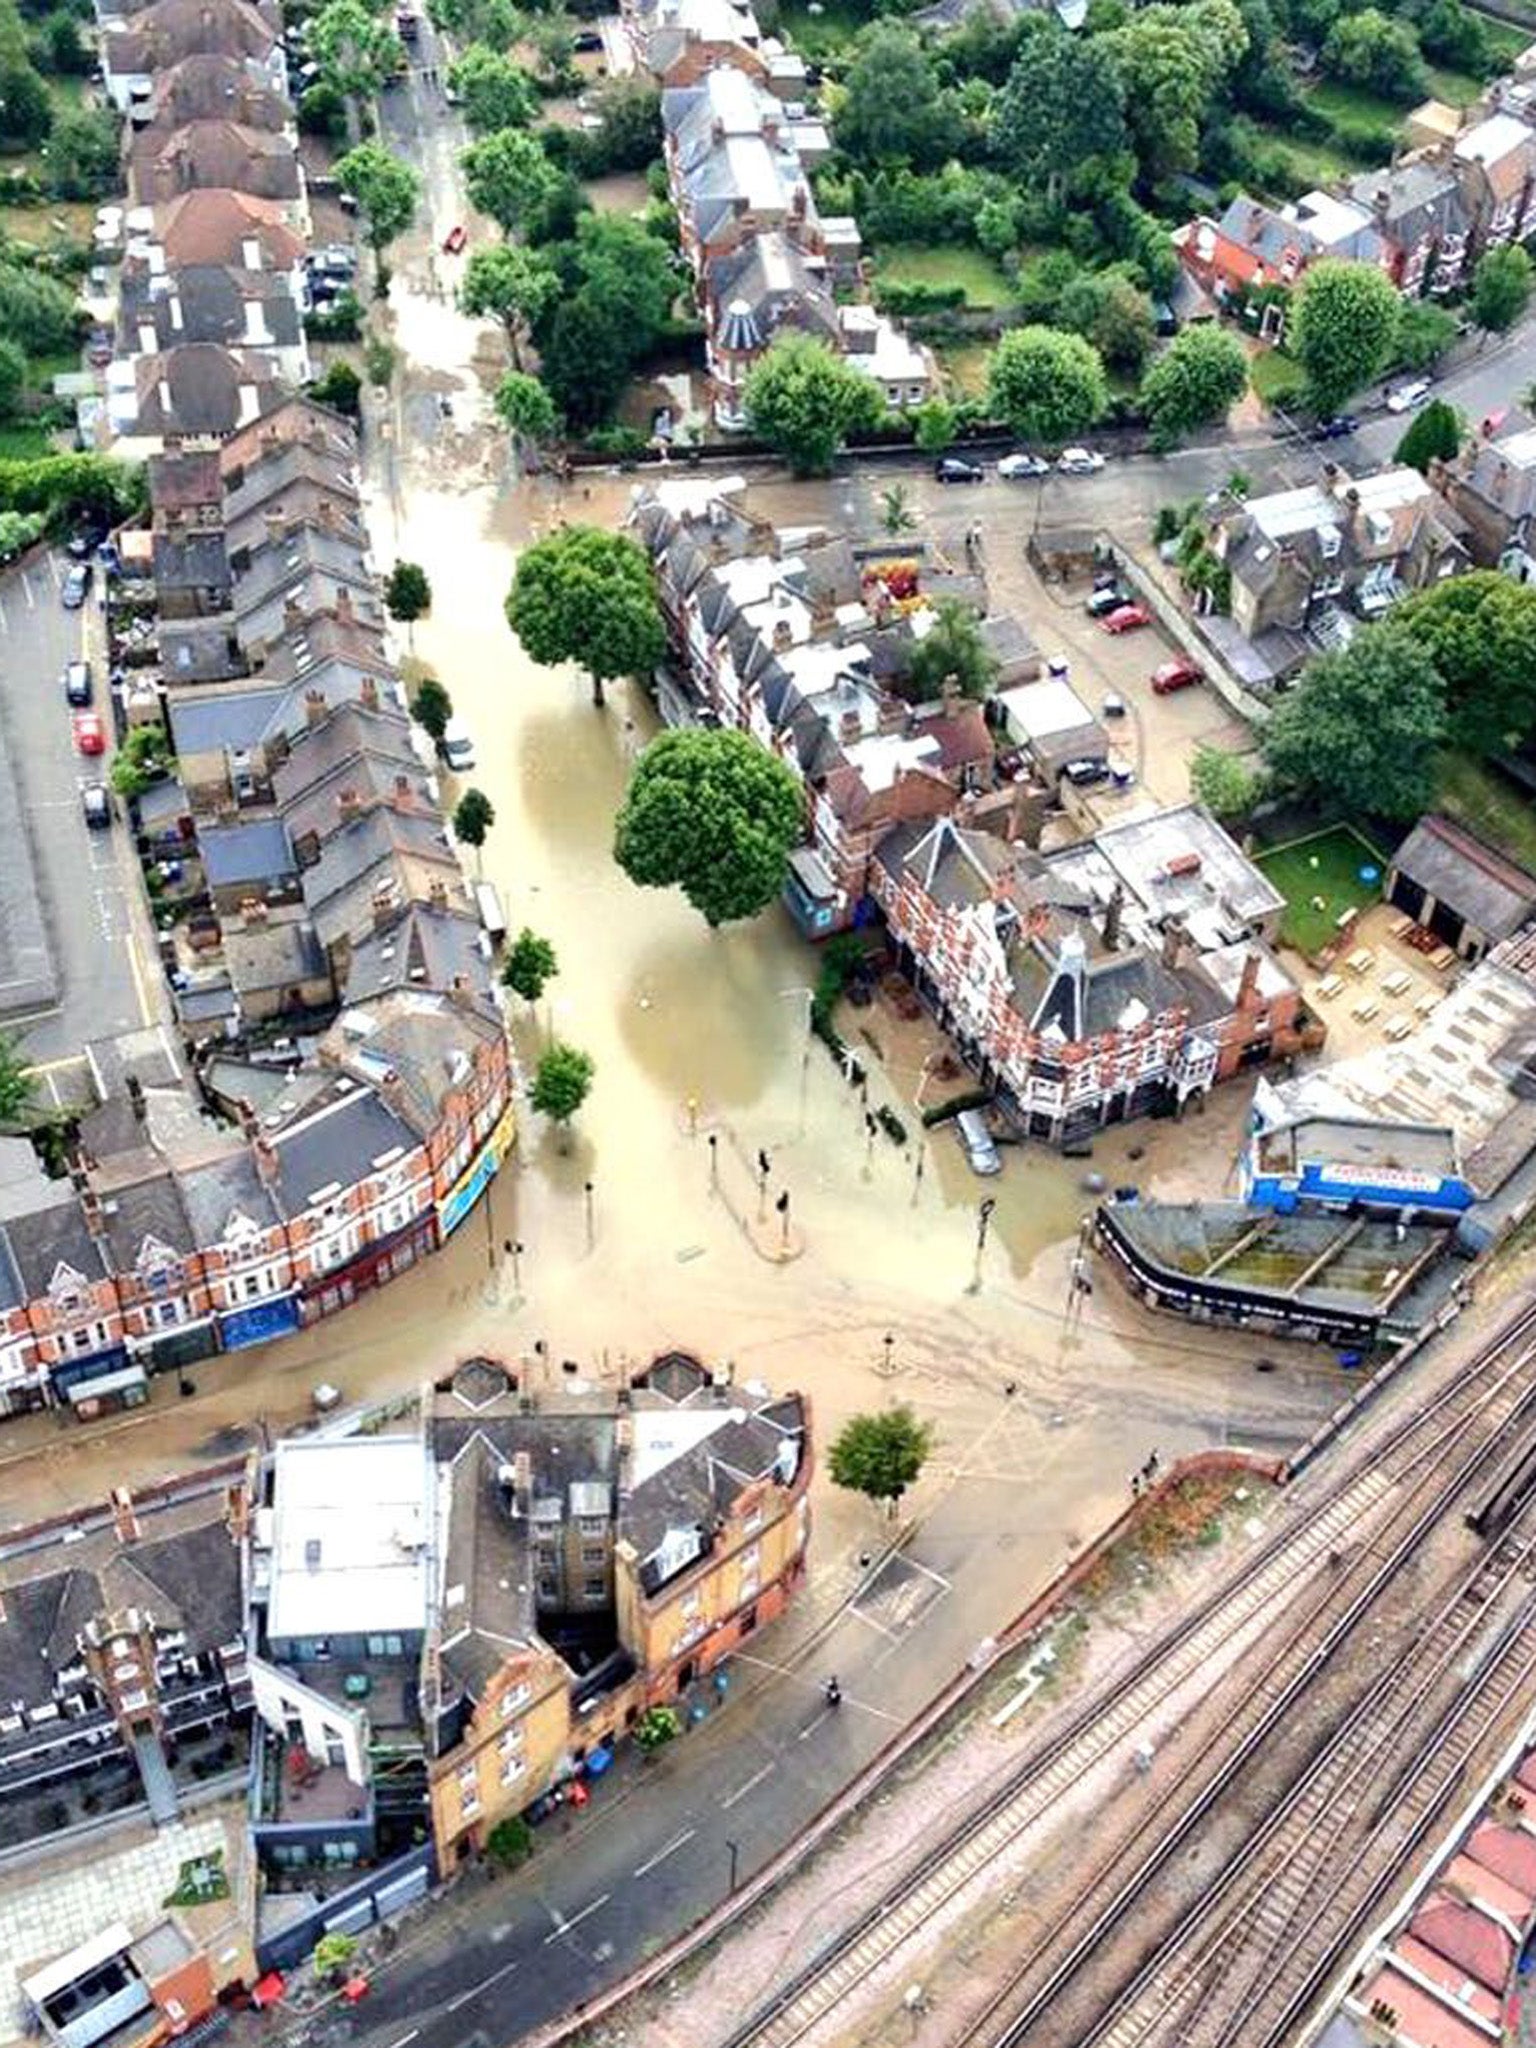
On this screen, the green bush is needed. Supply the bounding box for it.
[486,1815,533,1868]
[873,278,967,316]
[634,1705,682,1754]
[304,292,363,341]
[583,424,649,461]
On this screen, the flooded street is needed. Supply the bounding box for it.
[0,87,1351,1641]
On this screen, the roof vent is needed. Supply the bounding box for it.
[304,1538,321,1570]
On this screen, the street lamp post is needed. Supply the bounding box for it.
[584,1180,594,1241]
[969,1197,997,1294]
[708,1132,718,1188]
[726,1838,740,1893]
[505,1238,523,1290]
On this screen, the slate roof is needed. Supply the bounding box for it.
[1393,815,1536,943]
[148,448,222,514]
[1,1179,105,1299]
[128,119,302,203]
[131,344,283,438]
[104,0,280,74]
[135,51,291,129]
[225,916,329,1000]
[304,807,461,950]
[172,1137,285,1244]
[436,1432,538,1699]
[123,263,302,355]
[320,990,502,1132]
[199,817,296,889]
[706,233,837,348]
[1344,159,1469,248]
[267,1083,422,1211]
[94,1168,198,1272]
[154,186,304,270]
[624,1395,806,1589]
[344,905,494,1006]
[220,395,357,478]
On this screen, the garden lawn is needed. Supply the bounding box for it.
[1425,63,1485,105]
[937,341,991,400]
[1256,825,1388,957]
[1306,78,1409,129]
[1248,347,1306,407]
[1436,751,1536,875]
[1250,123,1359,194]
[776,0,862,60]
[0,421,52,458]
[874,243,1012,309]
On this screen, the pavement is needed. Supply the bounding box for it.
[0,549,162,1098]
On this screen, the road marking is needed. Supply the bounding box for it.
[848,1605,899,1641]
[20,571,34,609]
[721,1761,775,1810]
[542,1892,610,1945]
[633,1828,695,1878]
[386,2032,420,2048]
[904,1557,951,1590]
[0,595,8,631]
[124,928,154,1028]
[445,1953,520,2012]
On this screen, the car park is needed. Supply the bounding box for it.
[997,452,1050,480]
[81,783,111,830]
[73,711,106,755]
[1085,584,1128,618]
[955,1108,1002,1176]
[934,456,983,483]
[442,224,467,253]
[1151,657,1202,694]
[1100,602,1151,634]
[1057,447,1105,475]
[64,660,93,706]
[1315,414,1359,439]
[61,562,91,609]
[1386,377,1431,414]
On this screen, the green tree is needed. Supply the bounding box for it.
[495,369,560,445]
[0,1027,37,1130]
[312,0,401,141]
[1394,398,1460,475]
[879,483,915,536]
[532,214,676,426]
[1190,746,1262,819]
[531,1041,594,1142]
[39,14,89,77]
[614,728,804,928]
[633,1705,681,1754]
[485,1815,533,1868]
[912,399,957,455]
[335,142,420,259]
[1419,0,1489,73]
[0,507,42,558]
[1395,298,1458,370]
[1288,259,1400,419]
[461,127,560,236]
[311,1933,357,1981]
[0,261,79,354]
[0,336,24,421]
[993,18,1126,203]
[298,81,349,138]
[829,1405,933,1510]
[1059,268,1156,376]
[411,673,453,741]
[1321,7,1428,100]
[833,23,961,169]
[1105,0,1248,183]
[385,560,431,622]
[42,105,117,198]
[311,359,362,417]
[1395,571,1536,754]
[987,326,1107,445]
[460,242,557,362]
[109,724,174,799]
[502,927,557,1008]
[506,524,664,708]
[453,786,495,853]
[1262,627,1445,820]
[578,76,660,172]
[449,43,536,134]
[0,61,51,148]
[905,599,998,703]
[1140,325,1249,447]
[742,334,886,476]
[1473,243,1532,333]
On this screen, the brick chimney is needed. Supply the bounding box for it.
[252,1134,279,1189]
[243,898,268,926]
[335,587,354,624]
[372,881,398,930]
[1237,948,1261,1011]
[111,1486,141,1544]
[428,876,449,909]
[126,1073,147,1124]
[1103,881,1125,952]
[1160,919,1185,971]
[224,1479,250,1545]
[338,786,360,821]
[80,1186,106,1240]
[304,687,326,727]
[236,1095,259,1142]
[359,674,379,711]
[393,772,414,808]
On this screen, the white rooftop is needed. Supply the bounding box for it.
[845,731,942,792]
[997,675,1097,741]
[1456,110,1534,164]
[1284,189,1372,245]
[266,1436,431,1642]
[1488,426,1536,469]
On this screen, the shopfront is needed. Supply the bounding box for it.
[66,1362,149,1418]
[219,1294,303,1352]
[437,1104,518,1241]
[299,1215,438,1325]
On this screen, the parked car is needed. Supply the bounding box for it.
[1085,584,1128,618]
[439,719,476,772]
[64,659,93,705]
[934,455,983,484]
[72,711,106,755]
[1102,692,1126,718]
[86,329,113,368]
[442,224,467,254]
[1063,758,1109,787]
[1057,447,1105,475]
[80,782,111,830]
[1386,377,1431,414]
[1315,414,1359,440]
[955,1107,1002,1177]
[66,523,104,561]
[61,562,91,608]
[1151,657,1203,694]
[573,24,603,47]
[1100,602,1151,634]
[997,451,1050,480]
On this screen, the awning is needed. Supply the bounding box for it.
[67,1365,147,1404]
[250,1974,285,2010]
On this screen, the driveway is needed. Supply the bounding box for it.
[0,550,160,1097]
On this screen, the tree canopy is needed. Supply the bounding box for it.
[832,23,962,169]
[453,787,496,848]
[0,1027,36,1130]
[1262,626,1446,820]
[905,600,999,703]
[1395,298,1458,370]
[613,728,804,928]
[502,927,557,1006]
[461,128,561,236]
[1190,746,1263,820]
[1288,259,1401,417]
[828,1406,934,1508]
[335,142,420,255]
[0,262,76,356]
[1321,7,1428,100]
[385,561,431,622]
[987,326,1107,445]
[533,214,676,427]
[1140,325,1249,446]
[495,370,560,444]
[1394,398,1461,475]
[506,525,664,707]
[1473,243,1532,332]
[1104,0,1248,183]
[742,334,887,476]
[0,339,22,423]
[1058,268,1156,375]
[459,242,558,351]
[0,61,51,148]
[411,674,453,741]
[448,43,536,135]
[992,18,1126,202]
[311,0,401,137]
[1395,571,1536,756]
[531,1042,594,1132]
[42,105,118,199]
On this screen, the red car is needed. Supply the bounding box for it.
[1100,603,1151,635]
[1152,657,1203,694]
[442,224,467,254]
[73,711,106,755]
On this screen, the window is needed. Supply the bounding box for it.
[581,1545,607,1566]
[155,1300,183,1327]
[537,1577,557,1601]
[498,1683,530,1719]
[499,1756,524,1787]
[366,1634,404,1658]
[739,1605,757,1637]
[582,1577,606,1599]
[498,1727,523,1758]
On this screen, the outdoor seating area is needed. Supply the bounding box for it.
[1303,899,1455,1056]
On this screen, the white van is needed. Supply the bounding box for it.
[474,880,507,947]
[955,1107,1002,1177]
[440,719,476,773]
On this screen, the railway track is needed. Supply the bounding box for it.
[720,1297,1536,2048]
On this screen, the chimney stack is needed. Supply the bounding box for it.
[126,1073,147,1124]
[428,876,449,909]
[1160,919,1185,971]
[304,687,326,727]
[359,674,379,711]
[1103,881,1125,952]
[338,786,360,821]
[1237,948,1261,1011]
[252,1134,279,1189]
[236,1095,259,1142]
[111,1486,141,1545]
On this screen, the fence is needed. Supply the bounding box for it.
[255,1844,437,1973]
